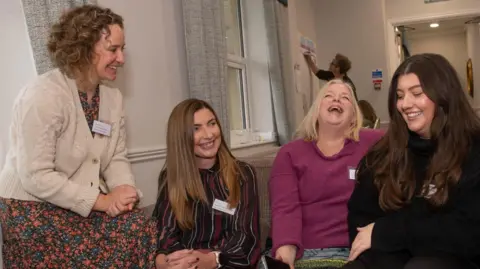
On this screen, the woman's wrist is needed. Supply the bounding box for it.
[209,251,219,269]
[93,193,110,212]
[155,254,167,269]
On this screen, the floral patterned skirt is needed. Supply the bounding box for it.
[0,198,158,268]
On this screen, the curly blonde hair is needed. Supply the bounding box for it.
[47,5,123,78]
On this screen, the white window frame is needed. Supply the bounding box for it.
[226,0,251,131]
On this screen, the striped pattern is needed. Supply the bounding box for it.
[153,161,261,268]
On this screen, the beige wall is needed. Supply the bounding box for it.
[407,31,468,91]
[291,0,480,123]
[310,0,390,122]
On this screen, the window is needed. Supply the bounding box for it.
[224,0,276,147]
[224,0,249,132]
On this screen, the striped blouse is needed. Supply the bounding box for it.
[153,161,261,268]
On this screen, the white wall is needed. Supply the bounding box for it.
[406,31,468,90]
[295,0,320,112]
[0,0,37,164]
[311,0,390,122]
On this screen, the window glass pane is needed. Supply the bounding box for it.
[224,0,243,57]
[227,67,246,130]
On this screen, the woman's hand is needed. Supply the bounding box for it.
[190,251,217,269]
[95,184,137,217]
[349,223,375,261]
[107,184,138,217]
[156,250,198,269]
[275,245,296,269]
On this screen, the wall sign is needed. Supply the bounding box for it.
[424,0,450,3]
[372,69,383,91]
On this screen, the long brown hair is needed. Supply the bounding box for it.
[160,99,243,230]
[364,53,480,210]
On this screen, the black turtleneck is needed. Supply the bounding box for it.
[407,131,436,194]
[347,132,480,266]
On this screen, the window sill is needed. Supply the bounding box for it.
[229,130,276,149]
[230,138,277,150]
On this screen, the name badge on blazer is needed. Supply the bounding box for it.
[92,120,112,136]
[348,167,356,180]
[212,199,236,215]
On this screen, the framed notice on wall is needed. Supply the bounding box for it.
[467,59,474,97]
[424,0,449,3]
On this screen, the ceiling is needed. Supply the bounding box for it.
[399,16,479,35]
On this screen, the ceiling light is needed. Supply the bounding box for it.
[430,23,439,28]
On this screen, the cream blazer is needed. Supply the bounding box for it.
[0,69,137,217]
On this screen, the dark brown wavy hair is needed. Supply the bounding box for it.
[159,99,244,230]
[364,53,480,210]
[47,5,123,78]
[333,53,352,74]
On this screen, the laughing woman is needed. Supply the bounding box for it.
[153,99,261,269]
[269,79,383,269]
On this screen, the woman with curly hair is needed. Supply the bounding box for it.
[0,5,157,268]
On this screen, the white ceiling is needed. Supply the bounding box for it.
[400,16,479,35]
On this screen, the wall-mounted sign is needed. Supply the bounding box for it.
[424,0,450,3]
[372,69,383,91]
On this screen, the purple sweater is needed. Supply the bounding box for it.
[269,129,384,258]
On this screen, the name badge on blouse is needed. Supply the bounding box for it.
[213,199,236,215]
[426,184,437,198]
[92,120,111,136]
[348,167,356,180]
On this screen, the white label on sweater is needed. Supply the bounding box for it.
[427,184,437,197]
[213,199,236,215]
[92,120,111,136]
[349,167,356,180]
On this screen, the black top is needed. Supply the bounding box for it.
[153,161,261,268]
[315,70,358,101]
[348,132,480,265]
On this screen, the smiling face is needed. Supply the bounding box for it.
[193,108,222,161]
[318,83,355,129]
[396,73,436,138]
[91,24,125,81]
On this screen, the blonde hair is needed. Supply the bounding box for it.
[296,79,363,141]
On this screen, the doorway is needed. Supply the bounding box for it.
[385,9,480,80]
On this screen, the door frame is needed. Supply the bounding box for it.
[384,8,480,80]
